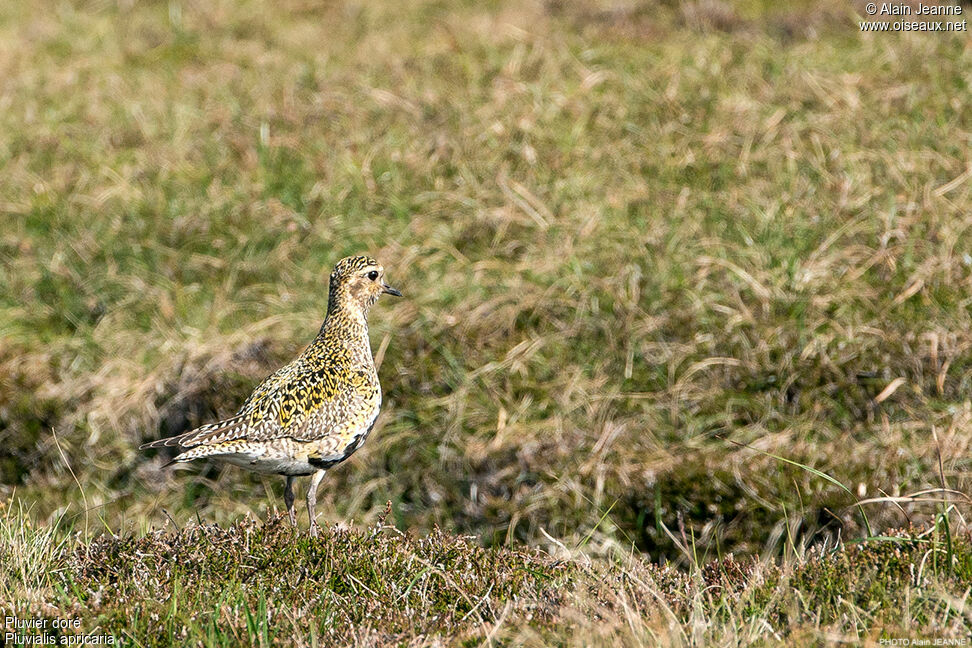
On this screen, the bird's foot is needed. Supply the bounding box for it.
[288,509,297,527]
[309,521,320,538]
[333,520,351,532]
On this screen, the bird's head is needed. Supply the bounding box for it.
[328,255,402,315]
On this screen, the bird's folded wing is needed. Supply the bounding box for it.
[140,360,359,448]
[243,393,344,442]
[241,365,351,442]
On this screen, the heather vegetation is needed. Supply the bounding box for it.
[1,0,971,644]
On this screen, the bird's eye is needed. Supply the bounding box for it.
[367,270,379,281]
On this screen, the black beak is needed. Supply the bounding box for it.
[382,284,403,297]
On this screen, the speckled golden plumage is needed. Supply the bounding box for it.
[141,255,401,535]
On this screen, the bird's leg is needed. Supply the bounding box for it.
[284,476,297,527]
[306,469,326,537]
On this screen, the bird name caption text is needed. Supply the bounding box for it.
[861,3,967,32]
[4,616,115,645]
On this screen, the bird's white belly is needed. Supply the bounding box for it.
[218,452,317,476]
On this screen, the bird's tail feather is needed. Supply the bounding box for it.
[139,431,193,450]
[139,414,249,452]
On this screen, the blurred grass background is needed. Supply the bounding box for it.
[0,0,970,563]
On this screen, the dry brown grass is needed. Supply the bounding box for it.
[3,508,970,645]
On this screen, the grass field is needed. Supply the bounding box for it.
[1,0,971,644]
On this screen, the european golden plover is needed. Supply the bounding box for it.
[141,255,401,536]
